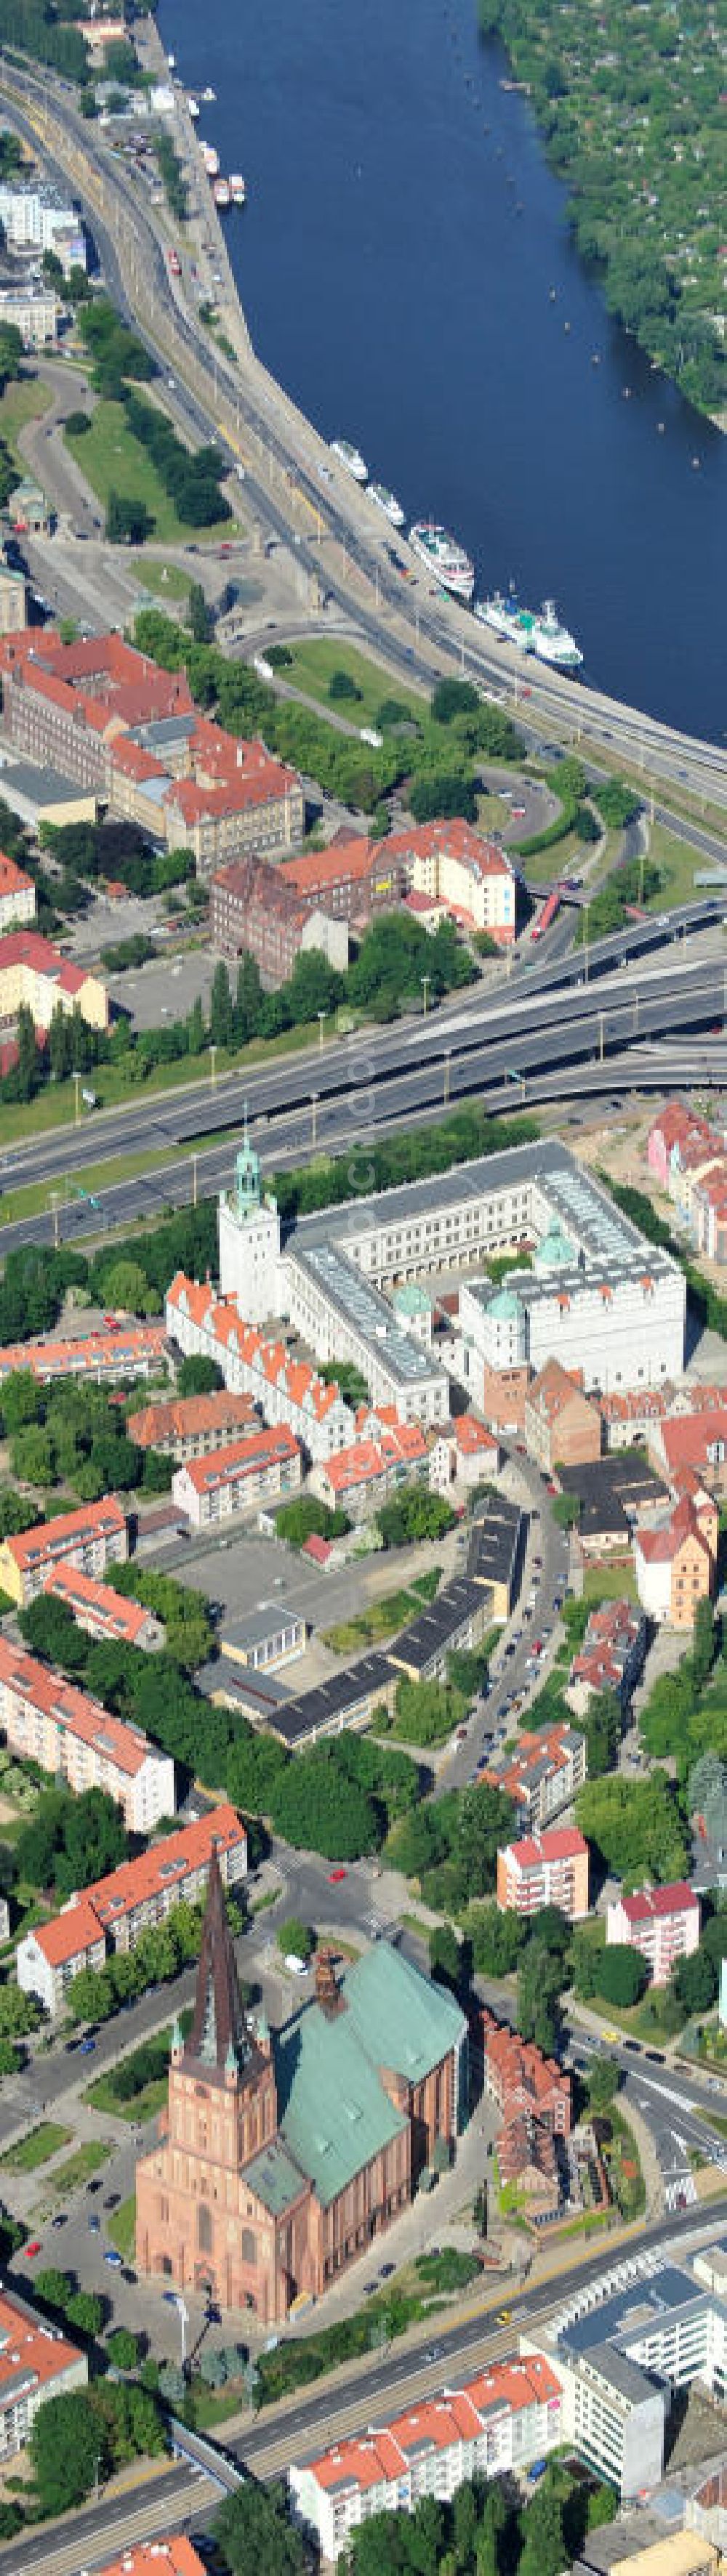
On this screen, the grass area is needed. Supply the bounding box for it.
[0,1139,190,1231]
[0,2122,71,2173]
[45,2140,110,2195]
[0,371,52,464]
[0,1012,344,1160]
[475,790,513,833]
[580,1560,638,1607]
[64,399,233,546]
[323,1571,442,1655]
[108,2194,136,2261]
[85,2070,169,2124]
[520,822,598,887]
[130,554,192,602]
[645,822,705,910]
[603,2109,646,2218]
[275,637,424,730]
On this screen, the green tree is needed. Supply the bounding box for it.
[15,1004,39,1102]
[29,2391,103,2511]
[517,1942,562,2054]
[692,1596,716,1691]
[65,2290,104,2338]
[98,1258,160,1315]
[518,2482,565,2576]
[575,1772,688,1881]
[672,1947,718,2014]
[209,959,233,1048]
[587,2055,621,2113]
[105,2327,140,2371]
[276,1917,314,1962]
[214,2480,307,2576]
[176,1354,225,1397]
[593,1943,648,2008]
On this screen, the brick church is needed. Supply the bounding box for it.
[135,1848,467,2322]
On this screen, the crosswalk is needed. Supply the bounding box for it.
[664,2172,698,2212]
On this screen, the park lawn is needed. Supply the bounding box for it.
[46,2140,110,2195]
[475,790,513,834]
[64,400,232,546]
[130,554,192,602]
[645,823,704,911]
[580,1560,638,1607]
[276,637,425,731]
[321,1587,424,1654]
[85,2070,169,2124]
[0,1011,343,1160]
[0,2122,71,2173]
[0,372,52,464]
[518,820,595,887]
[108,2195,136,2261]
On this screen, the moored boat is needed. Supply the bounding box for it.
[369,481,405,528]
[330,437,368,483]
[409,520,474,600]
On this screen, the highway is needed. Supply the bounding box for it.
[1,940,726,1252]
[1,61,727,809]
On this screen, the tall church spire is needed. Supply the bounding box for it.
[185,1844,251,2078]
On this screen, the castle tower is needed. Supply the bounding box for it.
[217,1104,282,1322]
[134,1844,294,2317]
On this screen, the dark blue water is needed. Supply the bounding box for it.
[159,0,727,745]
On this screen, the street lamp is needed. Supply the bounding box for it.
[209,1043,217,1091]
[317,1010,326,1054]
[420,976,430,1017]
[443,1049,451,1107]
[310,1091,318,1150]
[72,1070,81,1127]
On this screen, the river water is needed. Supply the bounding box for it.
[158,0,727,746]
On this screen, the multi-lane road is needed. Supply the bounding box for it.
[2,921,726,1252]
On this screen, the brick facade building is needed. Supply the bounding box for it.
[136,1854,467,2320]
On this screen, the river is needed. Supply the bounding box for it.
[158,0,727,748]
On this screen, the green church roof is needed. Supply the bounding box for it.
[275,1945,466,2209]
[243,2135,306,2218]
[489,1287,522,1321]
[534,1224,574,1272]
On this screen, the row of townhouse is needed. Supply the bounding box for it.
[289,2355,563,2559]
[44,1564,165,1652]
[165,1273,355,1461]
[127,1389,259,1460]
[648,1099,727,1264]
[0,1493,128,1608]
[0,1322,171,1388]
[171,1422,301,1527]
[17,1801,246,2014]
[0,1637,174,1830]
[566,1599,648,1718]
[0,631,304,873]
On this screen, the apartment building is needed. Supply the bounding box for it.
[0,2288,86,2460]
[0,284,58,347]
[17,1802,246,2014]
[126,1389,258,1461]
[0,182,86,266]
[429,1412,504,1490]
[0,1639,174,1830]
[497,1826,590,1922]
[166,1272,355,1461]
[0,629,194,799]
[526,2247,727,2498]
[387,817,518,944]
[161,720,303,873]
[93,2545,206,2576]
[43,1565,165,1652]
[654,1407,727,1501]
[524,1359,603,1473]
[0,853,35,932]
[290,2356,563,2558]
[484,1720,587,1832]
[566,1599,647,1717]
[0,1323,170,1390]
[0,930,108,1035]
[310,1422,429,1523]
[282,830,406,924]
[172,1424,302,1528]
[606,1883,701,1987]
[0,1495,127,1608]
[210,856,348,980]
[634,1492,716,1628]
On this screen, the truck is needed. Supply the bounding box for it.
[167,248,181,277]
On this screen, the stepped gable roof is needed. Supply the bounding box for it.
[183,1843,258,2083]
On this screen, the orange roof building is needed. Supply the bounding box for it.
[93,2544,207,2576]
[0,1635,174,1831]
[0,1323,170,1389]
[634,1491,717,1628]
[165,1273,355,1461]
[0,2286,87,2458]
[0,849,35,932]
[310,1421,429,1522]
[43,1563,166,1652]
[0,1493,128,1607]
[497,1825,590,1923]
[127,1387,258,1461]
[17,1802,246,2015]
[289,2354,563,2555]
[172,1422,302,1526]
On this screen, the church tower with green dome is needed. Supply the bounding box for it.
[218,1105,282,1321]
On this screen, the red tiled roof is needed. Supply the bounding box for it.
[2,1494,126,1570]
[619,1881,699,1925]
[507,1827,588,1868]
[177,1424,299,1497]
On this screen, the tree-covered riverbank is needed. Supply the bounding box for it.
[478,0,727,420]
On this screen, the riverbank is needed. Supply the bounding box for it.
[477,0,726,424]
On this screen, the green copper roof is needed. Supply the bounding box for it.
[275,1946,466,2208]
[244,2136,305,2218]
[534,1223,575,1272]
[489,1286,522,1321]
[393,1283,430,1315]
[342,1945,466,2085]
[276,1996,406,2208]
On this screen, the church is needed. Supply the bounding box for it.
[135,1852,467,2322]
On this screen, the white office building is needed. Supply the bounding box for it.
[0,183,86,269]
[524,2250,727,2500]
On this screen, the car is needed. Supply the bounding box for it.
[497,2307,512,2325]
[52,2213,68,2229]
[88,2215,101,2233]
[104,2248,122,2268]
[328,1868,347,1883]
[379,2261,395,2278]
[104,2192,121,2210]
[121,2266,137,2285]
[219,543,232,557]
[512,805,526,819]
[25,2241,41,2258]
[87,2179,103,2195]
[163,2288,180,2305]
[79,2037,96,2056]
